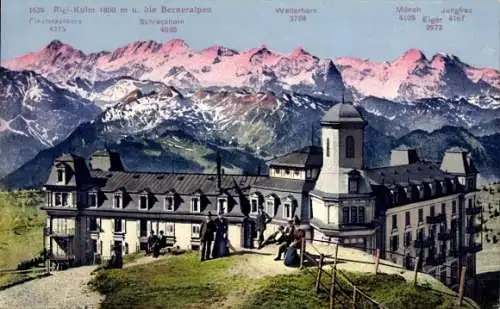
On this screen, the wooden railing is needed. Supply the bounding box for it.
[298,238,477,309]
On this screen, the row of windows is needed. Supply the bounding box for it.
[325,136,355,158]
[87,192,229,214]
[391,201,457,229]
[88,217,199,237]
[389,225,459,252]
[342,206,366,224]
[250,197,296,219]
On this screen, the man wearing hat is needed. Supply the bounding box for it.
[200,211,216,261]
[255,205,272,249]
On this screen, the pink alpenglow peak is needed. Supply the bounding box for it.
[2,40,499,101]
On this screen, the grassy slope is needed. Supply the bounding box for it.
[0,191,45,285]
[90,252,473,309]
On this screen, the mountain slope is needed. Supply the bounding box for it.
[394,126,499,180]
[0,67,100,177]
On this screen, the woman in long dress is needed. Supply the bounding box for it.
[212,213,229,258]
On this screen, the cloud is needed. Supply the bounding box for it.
[481,46,496,56]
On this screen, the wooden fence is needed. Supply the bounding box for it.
[297,237,475,309]
[299,239,386,309]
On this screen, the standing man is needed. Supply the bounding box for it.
[147,230,156,255]
[256,205,272,249]
[200,212,216,261]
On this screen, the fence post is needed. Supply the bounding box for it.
[315,254,325,294]
[457,266,467,306]
[352,285,357,309]
[329,243,339,309]
[374,249,380,274]
[300,237,306,269]
[413,257,420,286]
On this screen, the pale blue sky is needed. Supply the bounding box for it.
[1,0,499,68]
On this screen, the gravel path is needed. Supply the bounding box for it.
[0,266,103,309]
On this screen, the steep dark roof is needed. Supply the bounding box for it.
[90,170,266,195]
[322,103,365,124]
[365,161,453,187]
[267,146,322,168]
[253,177,316,193]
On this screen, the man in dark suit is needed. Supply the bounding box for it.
[256,206,272,249]
[200,212,216,261]
[147,230,156,255]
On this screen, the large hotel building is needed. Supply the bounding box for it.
[42,102,482,288]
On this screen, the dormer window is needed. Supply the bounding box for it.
[283,197,295,219]
[266,195,277,216]
[88,192,97,208]
[218,198,227,214]
[191,197,200,212]
[417,185,424,199]
[139,194,149,210]
[164,196,174,211]
[285,169,290,175]
[283,202,292,219]
[294,170,300,176]
[113,193,123,209]
[250,193,260,214]
[275,168,281,174]
[57,167,66,183]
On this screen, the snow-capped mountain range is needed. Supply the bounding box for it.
[1,39,500,187]
[3,39,499,103]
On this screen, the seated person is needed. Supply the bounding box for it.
[260,225,287,248]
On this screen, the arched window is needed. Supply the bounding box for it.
[326,138,330,157]
[346,136,355,158]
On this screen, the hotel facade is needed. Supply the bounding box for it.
[42,102,481,287]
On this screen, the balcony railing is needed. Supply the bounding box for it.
[49,228,75,237]
[466,224,482,234]
[465,207,482,216]
[414,238,433,248]
[438,231,451,241]
[426,213,445,224]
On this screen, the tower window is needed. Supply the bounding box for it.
[346,136,355,158]
[326,138,330,157]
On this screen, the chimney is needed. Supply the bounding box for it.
[216,152,222,193]
[390,145,420,166]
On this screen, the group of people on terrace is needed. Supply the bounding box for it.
[198,206,305,266]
